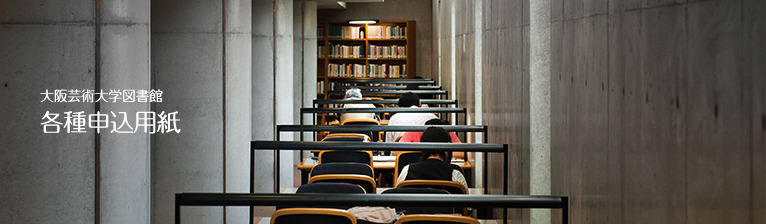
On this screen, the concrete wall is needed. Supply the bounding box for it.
[548,0,765,223]
[436,0,766,223]
[0,0,151,223]
[319,0,434,78]
[435,0,530,222]
[151,0,251,223]
[251,0,295,195]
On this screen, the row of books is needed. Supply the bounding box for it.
[367,25,407,39]
[317,26,325,39]
[328,26,364,39]
[328,63,368,78]
[326,44,365,58]
[317,80,325,94]
[368,45,407,59]
[327,63,407,78]
[368,64,407,78]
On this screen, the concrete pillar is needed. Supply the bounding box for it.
[224,0,253,223]
[99,0,152,223]
[252,0,294,194]
[151,0,224,223]
[472,0,484,188]
[530,0,551,223]
[294,0,318,153]
[0,1,97,223]
[1,0,152,223]
[274,0,295,187]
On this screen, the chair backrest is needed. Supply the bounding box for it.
[296,182,367,194]
[319,150,373,166]
[310,162,374,178]
[381,188,452,214]
[395,180,467,195]
[322,133,371,142]
[340,118,381,142]
[394,214,479,224]
[394,151,422,181]
[308,174,377,193]
[271,208,357,224]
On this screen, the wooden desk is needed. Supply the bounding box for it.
[254,217,500,224]
[281,187,484,195]
[297,158,472,185]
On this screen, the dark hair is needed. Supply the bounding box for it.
[424,119,448,125]
[419,127,451,161]
[398,92,420,108]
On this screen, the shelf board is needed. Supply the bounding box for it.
[327,38,366,41]
[367,58,407,60]
[367,38,407,41]
[326,57,366,60]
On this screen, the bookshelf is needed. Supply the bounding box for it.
[316,21,417,100]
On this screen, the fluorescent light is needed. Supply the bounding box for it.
[348,20,379,24]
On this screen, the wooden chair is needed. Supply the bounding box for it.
[308,174,377,193]
[395,214,479,224]
[322,133,372,142]
[318,150,373,166]
[395,180,468,215]
[271,208,357,224]
[296,182,367,194]
[340,118,382,142]
[310,162,375,178]
[393,151,422,181]
[395,180,466,195]
[381,188,453,214]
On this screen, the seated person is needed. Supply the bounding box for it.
[395,118,464,159]
[395,127,468,190]
[339,88,377,123]
[385,92,437,142]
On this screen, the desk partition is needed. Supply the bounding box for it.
[327,90,448,97]
[333,85,443,90]
[276,125,489,189]
[300,107,467,126]
[250,141,507,196]
[313,99,457,107]
[176,193,568,224]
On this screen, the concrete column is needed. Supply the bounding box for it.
[472,0,484,188]
[530,0,551,223]
[151,0,224,223]
[294,0,318,153]
[224,0,253,223]
[252,0,294,193]
[99,0,152,223]
[0,1,97,223]
[1,0,153,223]
[274,0,295,189]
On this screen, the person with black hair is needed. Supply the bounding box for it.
[396,119,464,159]
[394,127,468,190]
[385,92,438,142]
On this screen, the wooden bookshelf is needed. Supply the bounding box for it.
[316,21,417,100]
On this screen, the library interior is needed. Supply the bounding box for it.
[1,0,765,224]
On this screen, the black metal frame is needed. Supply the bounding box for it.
[327,90,448,96]
[177,193,569,224]
[313,99,457,107]
[276,125,490,191]
[333,85,443,90]
[300,107,467,128]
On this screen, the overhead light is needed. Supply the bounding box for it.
[348,19,379,25]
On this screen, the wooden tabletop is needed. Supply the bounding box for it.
[297,158,472,170]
